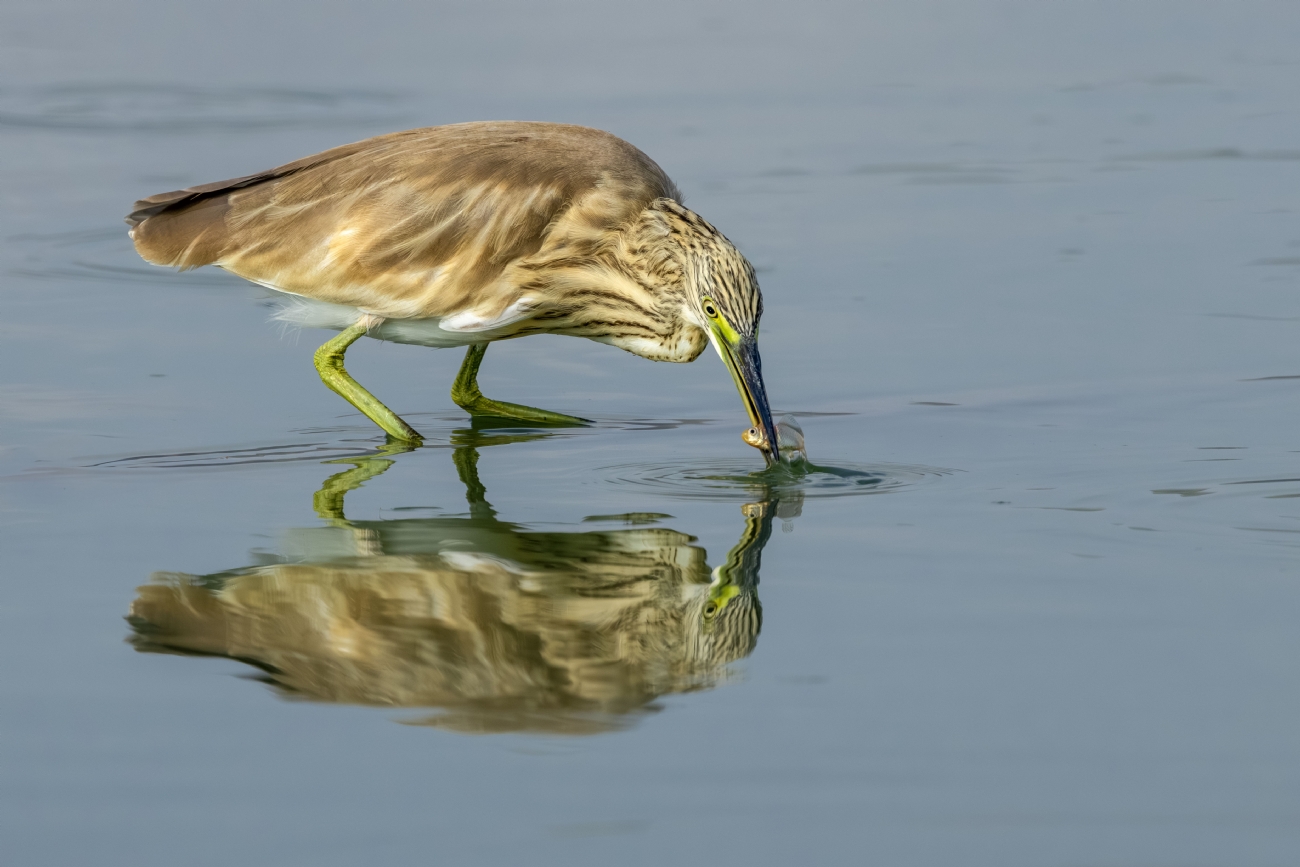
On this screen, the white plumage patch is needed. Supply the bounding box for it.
[269,295,483,348]
[438,299,535,333]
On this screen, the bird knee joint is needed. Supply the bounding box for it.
[313,348,339,368]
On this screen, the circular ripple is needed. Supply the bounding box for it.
[598,459,951,501]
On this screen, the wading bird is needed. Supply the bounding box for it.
[126,122,778,462]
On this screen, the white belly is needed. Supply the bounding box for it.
[268,291,707,363]
[269,294,517,348]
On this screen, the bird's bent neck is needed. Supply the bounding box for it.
[508,199,712,362]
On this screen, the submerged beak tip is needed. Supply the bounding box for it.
[762,424,780,465]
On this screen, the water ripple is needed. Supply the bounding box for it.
[596,459,951,501]
[0,84,407,134]
[87,441,380,470]
[9,227,237,287]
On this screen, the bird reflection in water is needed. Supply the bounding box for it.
[127,428,794,734]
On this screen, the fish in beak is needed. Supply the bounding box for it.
[718,335,779,466]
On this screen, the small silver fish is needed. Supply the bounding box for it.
[742,414,807,464]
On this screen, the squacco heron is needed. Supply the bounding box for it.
[126,122,779,462]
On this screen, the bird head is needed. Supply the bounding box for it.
[687,577,763,670]
[685,496,771,670]
[664,204,779,465]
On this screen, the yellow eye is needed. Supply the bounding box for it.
[702,299,719,318]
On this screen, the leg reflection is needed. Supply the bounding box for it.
[311,441,418,524]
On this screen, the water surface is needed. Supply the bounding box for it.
[3,3,1300,865]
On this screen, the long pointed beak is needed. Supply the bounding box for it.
[719,335,779,466]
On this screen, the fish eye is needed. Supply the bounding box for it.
[702,299,719,318]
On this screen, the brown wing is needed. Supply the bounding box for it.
[128,122,680,320]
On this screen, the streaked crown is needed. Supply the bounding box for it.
[647,199,764,338]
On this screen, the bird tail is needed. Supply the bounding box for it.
[124,141,356,269]
[127,184,239,270]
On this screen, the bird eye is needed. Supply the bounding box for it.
[702,299,719,318]
[704,602,718,617]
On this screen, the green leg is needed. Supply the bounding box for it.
[313,323,423,443]
[450,343,590,425]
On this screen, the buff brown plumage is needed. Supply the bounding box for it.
[128,122,778,460]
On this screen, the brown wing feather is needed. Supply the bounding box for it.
[127,168,292,229]
[127,122,681,320]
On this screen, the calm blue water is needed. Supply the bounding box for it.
[3,3,1300,864]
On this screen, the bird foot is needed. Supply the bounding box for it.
[450,343,590,426]
[454,394,590,426]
